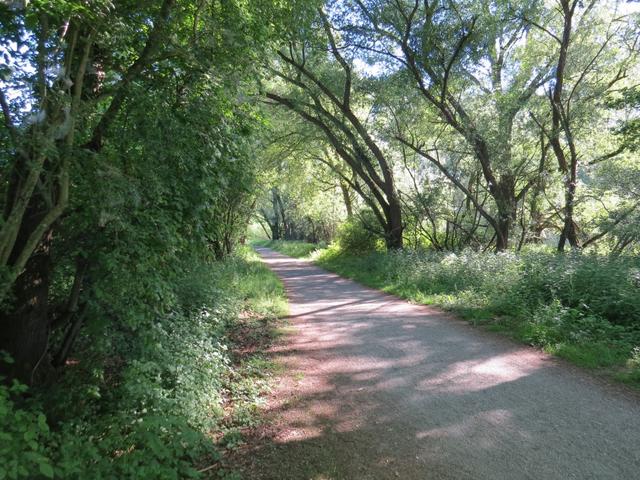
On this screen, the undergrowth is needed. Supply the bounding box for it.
[0,247,286,479]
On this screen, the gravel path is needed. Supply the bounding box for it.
[244,247,640,480]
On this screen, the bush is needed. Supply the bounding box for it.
[0,306,227,480]
[0,247,286,479]
[335,211,383,255]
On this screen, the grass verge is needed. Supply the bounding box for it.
[203,247,288,478]
[253,240,324,259]
[264,241,640,389]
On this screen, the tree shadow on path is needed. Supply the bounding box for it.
[237,249,640,480]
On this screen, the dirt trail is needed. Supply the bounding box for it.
[242,247,640,480]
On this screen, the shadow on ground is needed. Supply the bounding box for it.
[236,248,640,480]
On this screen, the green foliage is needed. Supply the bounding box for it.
[317,246,640,386]
[335,211,384,255]
[609,86,640,151]
[0,248,287,478]
[0,379,53,480]
[50,414,210,479]
[256,240,325,258]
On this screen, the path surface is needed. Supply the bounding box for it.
[243,248,640,480]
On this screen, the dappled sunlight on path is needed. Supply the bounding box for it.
[240,248,640,480]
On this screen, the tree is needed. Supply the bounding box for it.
[0,0,181,383]
[0,0,311,384]
[334,0,557,250]
[256,129,345,244]
[265,9,404,249]
[527,0,639,251]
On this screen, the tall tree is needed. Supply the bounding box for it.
[527,0,638,251]
[336,0,556,250]
[265,9,404,249]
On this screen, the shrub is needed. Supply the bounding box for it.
[0,378,54,480]
[0,247,285,479]
[47,412,211,479]
[335,210,384,255]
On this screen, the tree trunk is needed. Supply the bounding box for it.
[274,191,290,240]
[52,305,87,368]
[495,214,511,252]
[529,203,545,244]
[558,171,580,251]
[51,256,89,368]
[340,182,353,217]
[551,0,581,253]
[0,225,53,385]
[212,240,224,260]
[384,194,403,250]
[494,179,517,252]
[270,223,281,240]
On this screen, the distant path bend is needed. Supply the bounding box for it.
[246,247,640,480]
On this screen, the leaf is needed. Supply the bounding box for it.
[38,462,54,479]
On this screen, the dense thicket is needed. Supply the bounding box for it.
[0,0,309,383]
[0,0,309,477]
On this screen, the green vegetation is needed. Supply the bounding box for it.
[0,2,301,477]
[254,240,325,259]
[1,0,639,476]
[0,247,286,479]
[315,245,640,386]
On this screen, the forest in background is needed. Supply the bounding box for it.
[0,0,639,477]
